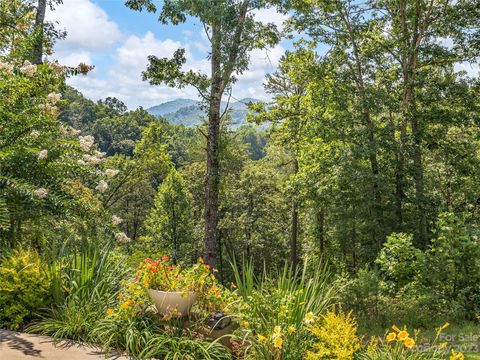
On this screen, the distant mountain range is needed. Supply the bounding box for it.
[146,98,260,127]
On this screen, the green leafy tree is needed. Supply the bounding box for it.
[426,212,480,318]
[143,169,194,264]
[375,233,424,294]
[125,0,281,268]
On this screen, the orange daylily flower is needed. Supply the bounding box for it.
[398,330,409,341]
[404,337,415,349]
[392,325,401,333]
[386,332,396,342]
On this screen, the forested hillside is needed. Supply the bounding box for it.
[146,98,260,127]
[1,0,480,359]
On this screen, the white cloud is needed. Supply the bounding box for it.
[67,32,207,109]
[108,32,209,107]
[66,30,282,108]
[47,0,121,52]
[455,62,479,78]
[232,44,284,100]
[253,7,289,30]
[52,1,286,109]
[54,50,92,67]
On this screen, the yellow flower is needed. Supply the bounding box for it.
[142,280,149,287]
[304,312,315,324]
[450,350,464,360]
[441,322,450,330]
[392,325,401,333]
[241,321,250,328]
[398,330,409,341]
[273,336,283,349]
[257,334,266,343]
[106,308,114,316]
[129,283,135,290]
[404,337,415,349]
[120,301,130,309]
[386,332,396,342]
[273,325,282,336]
[288,325,296,334]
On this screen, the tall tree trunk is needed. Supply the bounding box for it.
[32,0,47,64]
[290,159,299,269]
[397,0,428,245]
[362,99,380,248]
[395,122,407,228]
[203,24,222,270]
[340,9,381,247]
[411,115,427,246]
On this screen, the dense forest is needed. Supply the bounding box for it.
[1,0,480,359]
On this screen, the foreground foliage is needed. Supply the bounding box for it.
[0,248,50,329]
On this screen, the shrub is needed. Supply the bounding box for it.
[425,212,480,320]
[337,267,381,319]
[0,248,51,329]
[375,233,424,295]
[28,246,126,341]
[91,310,231,359]
[306,308,361,360]
[232,260,337,360]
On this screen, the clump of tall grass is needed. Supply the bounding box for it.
[231,259,338,359]
[28,244,126,342]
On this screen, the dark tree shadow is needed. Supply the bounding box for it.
[0,329,126,359]
[0,329,42,357]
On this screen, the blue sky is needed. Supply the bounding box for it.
[47,0,291,110]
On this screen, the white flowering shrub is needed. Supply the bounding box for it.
[0,58,119,244]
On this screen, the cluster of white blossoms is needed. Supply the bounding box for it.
[20,60,37,77]
[47,92,61,104]
[105,169,119,178]
[79,135,95,152]
[96,180,108,193]
[34,188,49,199]
[115,232,131,243]
[59,125,81,137]
[30,130,40,138]
[71,128,81,136]
[39,103,59,116]
[0,59,66,77]
[0,61,14,74]
[83,153,106,165]
[95,150,106,159]
[48,61,66,76]
[111,215,123,226]
[38,149,48,160]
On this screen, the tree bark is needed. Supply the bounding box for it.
[395,122,407,228]
[340,7,381,246]
[203,24,222,270]
[32,0,47,64]
[411,114,427,246]
[203,3,249,270]
[397,0,428,246]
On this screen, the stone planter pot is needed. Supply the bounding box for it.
[148,289,196,316]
